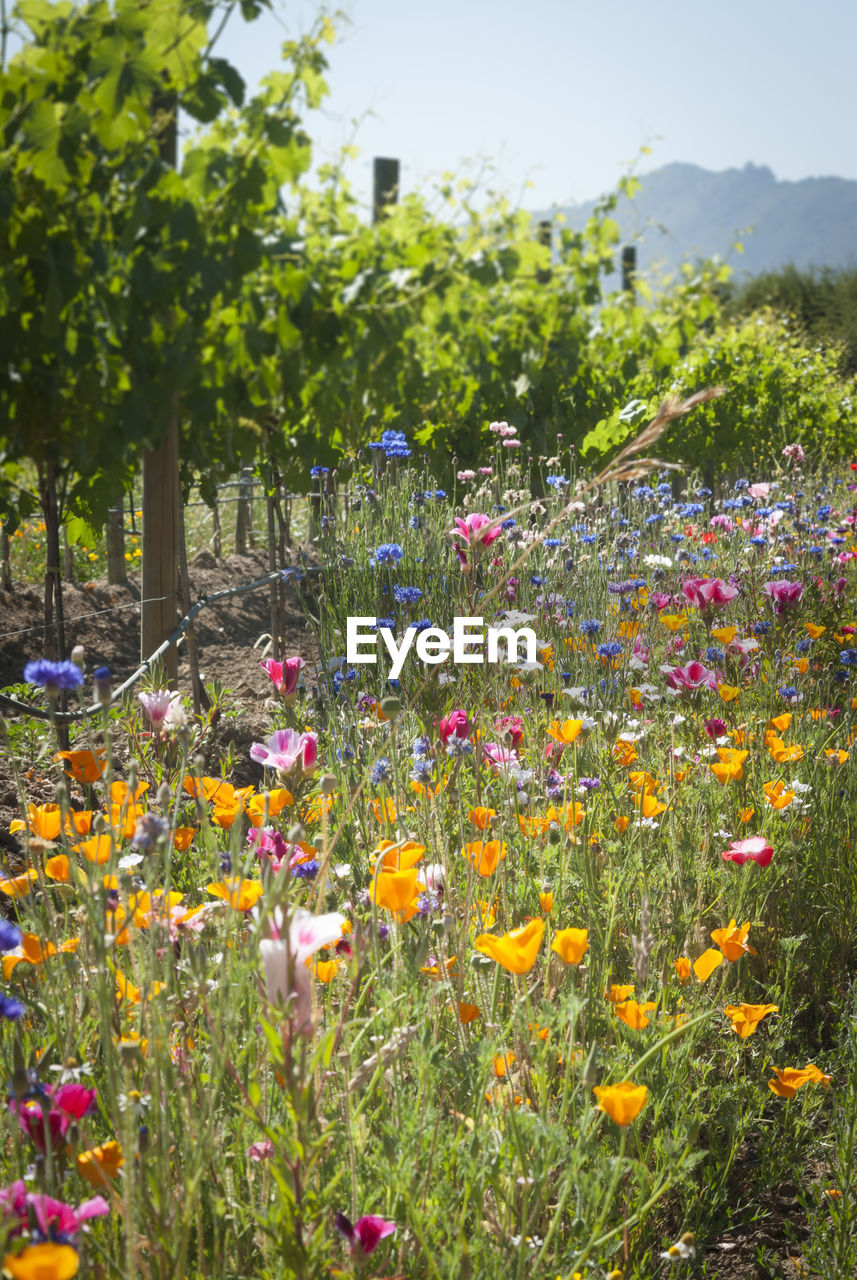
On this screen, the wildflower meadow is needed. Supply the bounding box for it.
[3,3,857,1277]
[2,417,857,1280]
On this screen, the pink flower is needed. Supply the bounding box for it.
[682,577,739,611]
[782,442,805,462]
[721,836,773,868]
[709,514,734,532]
[703,717,729,739]
[662,661,719,693]
[747,483,771,500]
[248,1140,275,1162]
[260,656,305,703]
[494,714,524,746]
[438,708,470,742]
[250,729,318,776]
[335,1211,397,1259]
[764,580,804,614]
[138,689,183,728]
[482,742,518,769]
[451,513,502,567]
[457,469,476,481]
[259,906,347,1036]
[650,591,672,611]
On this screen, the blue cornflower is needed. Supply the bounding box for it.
[779,685,799,700]
[705,647,725,663]
[310,466,330,477]
[670,533,685,542]
[0,920,21,952]
[734,478,749,490]
[530,574,543,586]
[696,487,713,498]
[543,538,563,548]
[749,537,767,547]
[501,518,517,529]
[410,760,434,783]
[23,659,83,692]
[817,505,832,519]
[413,618,434,631]
[411,735,431,759]
[839,649,857,666]
[646,513,664,525]
[131,813,169,851]
[0,994,24,1021]
[579,619,603,635]
[795,639,811,653]
[294,859,319,880]
[432,490,447,499]
[545,475,569,489]
[374,543,404,565]
[658,482,672,496]
[445,737,473,758]
[633,486,656,501]
[336,745,355,763]
[370,617,395,631]
[370,757,393,785]
[596,642,623,659]
[393,585,423,605]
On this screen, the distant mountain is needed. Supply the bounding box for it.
[542,162,857,281]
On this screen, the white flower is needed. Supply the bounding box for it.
[259,906,346,1037]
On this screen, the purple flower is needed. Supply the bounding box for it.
[23,659,83,692]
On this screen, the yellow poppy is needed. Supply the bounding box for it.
[605,983,635,1004]
[763,780,796,809]
[710,919,756,962]
[173,827,196,851]
[53,749,106,784]
[4,1242,80,1280]
[804,623,826,639]
[245,788,293,827]
[206,878,264,911]
[593,1080,648,1125]
[674,956,692,983]
[547,718,584,746]
[370,839,425,872]
[371,868,421,922]
[474,918,544,975]
[492,1051,516,1078]
[3,934,79,980]
[315,959,339,983]
[10,803,62,841]
[693,948,724,982]
[74,835,114,865]
[469,806,496,830]
[458,1002,480,1024]
[463,839,507,877]
[717,684,741,702]
[551,928,589,965]
[659,614,689,631]
[76,1140,124,1187]
[712,625,738,644]
[710,748,748,784]
[768,1064,832,1098]
[614,999,658,1030]
[44,854,71,882]
[723,1002,778,1038]
[0,869,38,898]
[539,890,554,913]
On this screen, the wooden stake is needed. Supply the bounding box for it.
[141,412,179,681]
[106,497,126,584]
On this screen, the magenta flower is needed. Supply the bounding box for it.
[138,689,185,730]
[764,580,804,614]
[682,577,739,611]
[260,656,305,703]
[335,1211,397,1259]
[661,661,719,693]
[721,836,773,868]
[250,729,318,776]
[53,1083,98,1120]
[0,1181,110,1238]
[258,906,346,1036]
[451,513,502,567]
[438,708,470,742]
[703,718,729,739]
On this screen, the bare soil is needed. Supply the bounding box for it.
[0,548,316,852]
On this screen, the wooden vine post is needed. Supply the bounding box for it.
[140,89,179,682]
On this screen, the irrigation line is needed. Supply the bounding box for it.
[0,568,320,724]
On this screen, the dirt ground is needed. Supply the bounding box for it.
[0,548,316,853]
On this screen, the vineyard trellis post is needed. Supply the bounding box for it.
[106,499,126,585]
[140,88,180,682]
[373,156,400,223]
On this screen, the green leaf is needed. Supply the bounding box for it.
[64,515,99,546]
[207,57,246,108]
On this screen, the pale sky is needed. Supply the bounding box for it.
[210,0,857,214]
